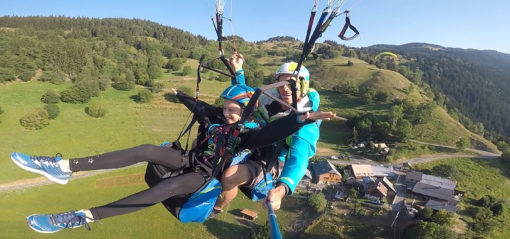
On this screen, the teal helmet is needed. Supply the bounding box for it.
[221,84,256,107]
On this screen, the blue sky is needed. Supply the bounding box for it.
[1,0,509,53]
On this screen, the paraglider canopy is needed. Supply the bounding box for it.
[374,51,398,61]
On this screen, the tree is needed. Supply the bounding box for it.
[112,80,135,91]
[477,195,496,208]
[501,148,510,169]
[490,201,505,216]
[495,141,509,151]
[348,187,358,199]
[390,104,404,128]
[360,87,376,104]
[456,137,470,150]
[251,221,270,239]
[357,117,373,140]
[0,67,16,82]
[251,220,284,239]
[60,85,90,104]
[19,70,35,82]
[403,221,456,239]
[431,209,454,225]
[147,56,163,79]
[373,121,391,141]
[85,103,106,118]
[352,127,359,144]
[39,71,65,85]
[44,104,60,120]
[308,193,327,213]
[19,109,49,130]
[431,164,457,179]
[169,58,183,71]
[98,76,110,91]
[394,119,412,141]
[137,89,153,103]
[417,207,433,221]
[41,90,61,104]
[467,206,493,221]
[152,82,164,93]
[182,65,192,76]
[374,91,389,102]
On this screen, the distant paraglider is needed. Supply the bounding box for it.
[374,51,398,61]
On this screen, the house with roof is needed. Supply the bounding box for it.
[372,165,396,178]
[365,181,389,201]
[374,143,390,155]
[240,209,258,221]
[345,164,374,179]
[405,171,460,212]
[405,171,423,184]
[310,160,342,184]
[378,177,396,196]
[425,199,458,213]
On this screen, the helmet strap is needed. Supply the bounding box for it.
[290,80,298,110]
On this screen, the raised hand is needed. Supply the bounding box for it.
[229,51,245,72]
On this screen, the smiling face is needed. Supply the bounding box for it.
[277,74,301,105]
[223,99,243,124]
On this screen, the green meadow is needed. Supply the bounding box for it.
[0,165,308,238]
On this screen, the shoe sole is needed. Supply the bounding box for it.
[27,214,60,233]
[11,153,69,185]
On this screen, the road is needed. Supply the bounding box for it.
[391,174,406,212]
[409,139,501,157]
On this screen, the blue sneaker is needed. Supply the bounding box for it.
[27,210,91,233]
[10,152,71,184]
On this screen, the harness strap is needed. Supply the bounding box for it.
[338,12,359,41]
[211,127,241,179]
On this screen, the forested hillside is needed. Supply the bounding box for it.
[365,43,510,139]
[0,16,503,153]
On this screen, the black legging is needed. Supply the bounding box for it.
[69,144,187,172]
[90,172,206,220]
[67,144,205,220]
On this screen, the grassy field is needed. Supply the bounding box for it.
[0,78,234,184]
[300,199,393,239]
[416,157,510,239]
[0,165,309,238]
[410,107,499,153]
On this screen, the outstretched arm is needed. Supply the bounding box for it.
[240,111,334,150]
[172,88,224,124]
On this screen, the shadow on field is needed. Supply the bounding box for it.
[163,93,179,103]
[204,218,252,238]
[130,94,140,103]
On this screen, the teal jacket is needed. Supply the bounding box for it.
[232,70,321,194]
[276,90,320,194]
